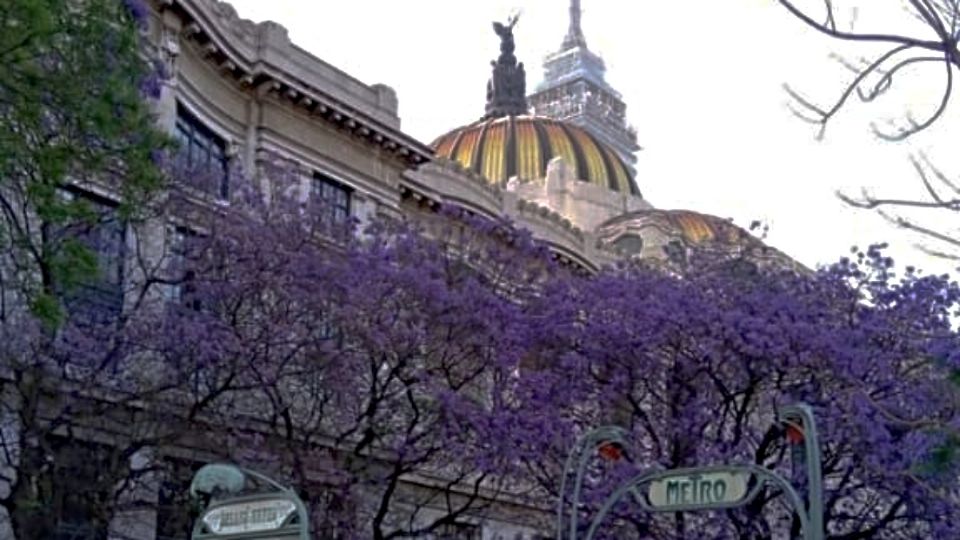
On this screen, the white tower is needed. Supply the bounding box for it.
[527,0,639,177]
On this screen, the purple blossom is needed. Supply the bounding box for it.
[122,0,149,28]
[138,59,166,99]
[6,154,960,538]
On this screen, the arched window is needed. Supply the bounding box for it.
[612,233,643,255]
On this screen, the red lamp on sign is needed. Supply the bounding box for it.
[786,422,805,445]
[596,441,624,462]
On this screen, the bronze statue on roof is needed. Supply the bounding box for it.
[484,11,528,119]
[492,13,520,59]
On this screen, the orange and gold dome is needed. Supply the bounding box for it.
[431,115,639,196]
[597,209,759,247]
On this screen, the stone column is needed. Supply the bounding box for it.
[152,8,183,134]
[351,193,378,236]
[243,90,264,181]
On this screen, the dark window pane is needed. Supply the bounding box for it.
[432,523,482,540]
[219,162,230,199]
[165,226,210,312]
[59,190,125,321]
[17,437,113,540]
[612,234,643,254]
[311,173,351,234]
[175,105,229,199]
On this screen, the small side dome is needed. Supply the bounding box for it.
[597,209,759,248]
[431,115,640,196]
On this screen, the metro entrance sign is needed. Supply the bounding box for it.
[190,464,310,540]
[648,469,749,510]
[557,404,825,540]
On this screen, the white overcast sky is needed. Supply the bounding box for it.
[227,0,959,275]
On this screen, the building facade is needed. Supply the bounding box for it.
[0,1,793,539]
[146,0,774,278]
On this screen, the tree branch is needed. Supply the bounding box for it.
[778,0,947,50]
[873,48,954,140]
[784,44,913,139]
[877,208,960,248]
[859,56,944,102]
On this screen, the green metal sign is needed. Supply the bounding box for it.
[190,464,310,540]
[558,404,825,540]
[648,469,749,510]
[194,494,300,538]
[586,464,814,539]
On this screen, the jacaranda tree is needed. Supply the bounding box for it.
[2,153,959,538]
[521,250,960,538]
[166,170,558,538]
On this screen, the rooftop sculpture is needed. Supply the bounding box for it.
[484,12,528,118]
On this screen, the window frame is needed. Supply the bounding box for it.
[57,187,126,319]
[23,436,115,540]
[310,171,352,231]
[174,104,230,200]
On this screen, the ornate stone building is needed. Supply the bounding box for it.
[0,1,793,539]
[425,1,788,271]
[147,0,781,280]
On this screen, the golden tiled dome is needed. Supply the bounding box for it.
[596,209,796,271]
[431,115,639,196]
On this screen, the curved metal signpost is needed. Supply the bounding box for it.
[558,403,824,540]
[584,463,812,540]
[555,426,630,540]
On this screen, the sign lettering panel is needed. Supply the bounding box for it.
[648,471,749,510]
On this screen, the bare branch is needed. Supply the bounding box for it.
[781,0,960,142]
[830,52,870,75]
[950,0,960,39]
[784,45,914,138]
[837,189,960,210]
[859,56,944,102]
[873,50,954,140]
[783,88,830,124]
[836,150,960,259]
[919,152,960,196]
[778,0,947,50]
[877,208,960,248]
[909,0,950,40]
[824,0,837,31]
[912,154,950,205]
[915,244,960,260]
[836,153,960,210]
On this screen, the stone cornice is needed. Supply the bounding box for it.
[399,159,607,272]
[509,197,600,272]
[400,158,504,219]
[155,0,434,167]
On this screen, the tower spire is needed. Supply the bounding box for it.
[562,0,587,49]
[527,0,640,177]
